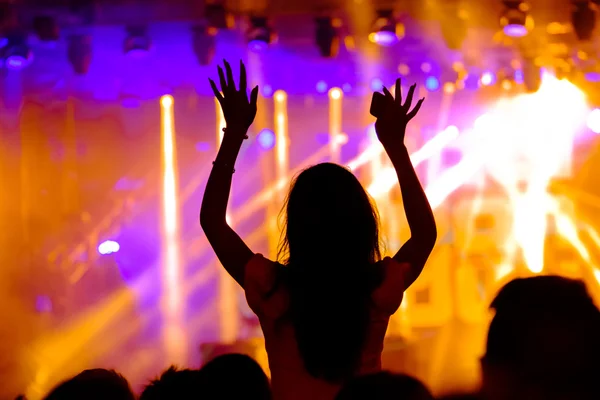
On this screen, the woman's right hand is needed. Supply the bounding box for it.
[375,78,424,149]
[209,60,259,137]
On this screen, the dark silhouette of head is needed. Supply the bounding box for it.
[335,372,434,400]
[43,369,134,400]
[140,366,203,400]
[278,163,383,383]
[198,353,271,399]
[482,276,600,400]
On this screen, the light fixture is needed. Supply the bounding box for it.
[68,34,92,74]
[247,17,274,52]
[572,0,596,41]
[369,10,403,47]
[501,0,530,37]
[192,23,217,65]
[124,25,151,57]
[315,17,340,58]
[1,32,33,70]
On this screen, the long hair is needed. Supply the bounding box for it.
[278,163,382,383]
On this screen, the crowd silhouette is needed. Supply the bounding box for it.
[24,60,600,399]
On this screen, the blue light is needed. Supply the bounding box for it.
[248,39,268,52]
[98,240,120,255]
[6,55,29,70]
[370,31,398,47]
[316,80,328,93]
[504,24,528,38]
[257,128,276,150]
[515,70,524,84]
[370,78,384,91]
[262,85,273,97]
[425,76,440,91]
[342,83,352,93]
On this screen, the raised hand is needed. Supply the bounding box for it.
[209,60,259,136]
[375,78,424,148]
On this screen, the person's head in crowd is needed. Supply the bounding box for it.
[438,394,480,400]
[43,369,134,400]
[199,353,271,399]
[335,372,434,400]
[140,366,203,400]
[481,276,600,400]
[279,163,383,382]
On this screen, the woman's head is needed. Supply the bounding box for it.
[278,163,383,383]
[280,163,381,266]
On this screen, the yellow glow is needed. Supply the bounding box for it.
[274,90,289,200]
[215,97,226,146]
[329,87,343,163]
[367,126,460,198]
[160,95,186,362]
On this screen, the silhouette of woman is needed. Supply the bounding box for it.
[201,60,437,400]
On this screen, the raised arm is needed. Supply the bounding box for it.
[375,79,437,289]
[200,60,259,288]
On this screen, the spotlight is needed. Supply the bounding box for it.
[257,128,276,150]
[369,10,403,47]
[572,1,596,41]
[205,3,232,30]
[192,23,217,65]
[124,25,151,57]
[425,76,440,91]
[98,240,120,255]
[315,17,340,58]
[68,34,92,74]
[247,17,274,52]
[481,71,496,86]
[501,1,529,37]
[33,15,59,42]
[587,108,600,133]
[1,32,33,70]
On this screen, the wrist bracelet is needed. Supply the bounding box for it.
[212,161,235,173]
[222,127,249,140]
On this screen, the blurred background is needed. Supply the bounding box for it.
[2,0,600,398]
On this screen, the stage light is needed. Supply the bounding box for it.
[369,9,403,47]
[192,23,217,65]
[588,109,600,133]
[425,76,440,91]
[481,71,496,86]
[515,69,524,84]
[501,1,530,37]
[572,0,596,41]
[247,17,274,52]
[315,17,340,58]
[316,80,328,93]
[370,78,384,91]
[124,25,151,57]
[67,34,92,74]
[257,128,276,150]
[342,83,352,92]
[1,33,33,70]
[98,240,120,255]
[33,16,59,42]
[262,84,273,97]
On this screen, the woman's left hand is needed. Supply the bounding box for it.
[209,59,259,136]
